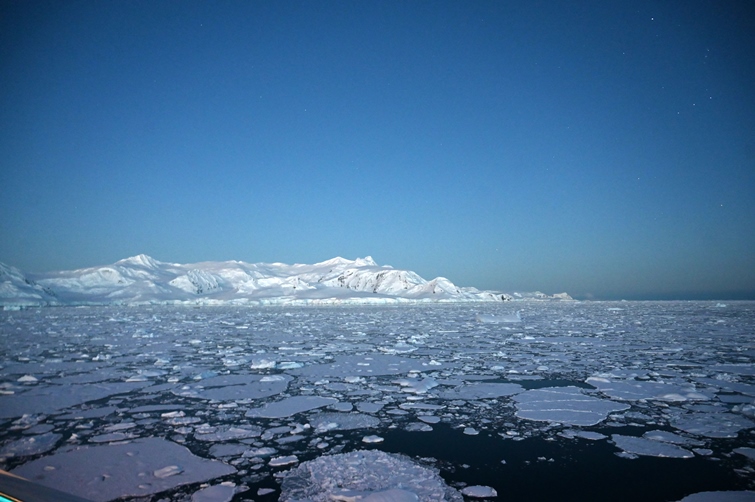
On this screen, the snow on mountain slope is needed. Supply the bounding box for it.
[0,255,572,308]
[0,263,59,308]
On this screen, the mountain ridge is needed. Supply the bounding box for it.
[0,255,572,308]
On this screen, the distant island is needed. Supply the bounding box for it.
[0,254,572,308]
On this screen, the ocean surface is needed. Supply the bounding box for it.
[1,302,754,501]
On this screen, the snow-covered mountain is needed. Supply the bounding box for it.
[0,262,59,308]
[0,255,572,308]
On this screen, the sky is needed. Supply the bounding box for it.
[1,1,754,300]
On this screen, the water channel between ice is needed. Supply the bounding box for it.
[1,302,754,501]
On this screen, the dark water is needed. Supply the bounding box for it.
[375,424,751,502]
[225,420,753,502]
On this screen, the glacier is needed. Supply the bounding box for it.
[0,254,572,308]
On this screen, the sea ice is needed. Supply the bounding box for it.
[513,386,629,426]
[586,377,710,402]
[733,447,755,460]
[0,432,60,460]
[642,430,703,446]
[0,381,150,418]
[362,435,384,443]
[394,377,438,394]
[245,396,338,419]
[209,443,248,458]
[461,485,498,498]
[194,425,262,442]
[438,382,523,400]
[476,312,521,323]
[154,465,183,478]
[611,434,694,458]
[670,412,755,438]
[309,412,381,432]
[178,374,291,401]
[405,422,434,432]
[10,437,235,502]
[290,354,442,380]
[2,301,754,501]
[559,430,607,441]
[278,450,463,501]
[191,482,236,502]
[677,491,755,501]
[269,455,298,467]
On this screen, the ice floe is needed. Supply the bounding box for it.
[461,485,498,498]
[278,450,462,501]
[677,491,755,501]
[513,386,629,426]
[10,437,235,502]
[309,412,381,432]
[475,312,521,323]
[0,432,60,460]
[586,376,711,402]
[611,434,694,458]
[670,411,755,438]
[245,396,338,419]
[190,482,237,502]
[733,447,755,461]
[438,382,523,400]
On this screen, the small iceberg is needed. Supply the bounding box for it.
[476,312,521,323]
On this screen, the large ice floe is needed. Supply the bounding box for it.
[513,386,630,426]
[10,437,235,502]
[0,301,754,501]
[279,450,463,501]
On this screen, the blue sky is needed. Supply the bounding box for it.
[1,1,753,300]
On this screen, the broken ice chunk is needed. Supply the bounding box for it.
[309,412,380,432]
[269,455,298,467]
[191,482,236,502]
[194,425,262,442]
[461,485,498,498]
[154,465,183,478]
[611,435,694,458]
[394,377,438,394]
[362,435,384,444]
[405,422,433,432]
[418,415,441,424]
[250,358,276,369]
[642,430,703,446]
[243,447,277,458]
[476,312,521,323]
